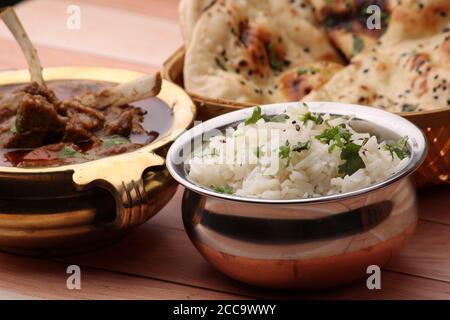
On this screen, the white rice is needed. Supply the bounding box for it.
[187,104,410,200]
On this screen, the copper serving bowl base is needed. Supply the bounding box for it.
[0,67,195,257]
[181,183,418,290]
[193,220,415,290]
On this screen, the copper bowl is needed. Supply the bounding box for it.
[0,67,196,256]
[163,47,450,188]
[166,102,427,290]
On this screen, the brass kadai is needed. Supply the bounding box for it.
[0,67,196,256]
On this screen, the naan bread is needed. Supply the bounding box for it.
[183,0,342,103]
[309,0,393,59]
[270,61,343,103]
[179,0,219,47]
[304,0,450,112]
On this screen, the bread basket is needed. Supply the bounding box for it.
[162,47,450,188]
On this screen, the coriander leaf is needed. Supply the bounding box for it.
[300,112,324,124]
[297,67,321,76]
[316,126,351,146]
[278,141,291,166]
[245,106,262,125]
[353,34,364,55]
[211,185,233,194]
[214,57,227,71]
[338,142,366,176]
[401,104,418,112]
[101,136,131,148]
[255,146,265,158]
[297,67,308,75]
[279,141,291,159]
[10,122,17,134]
[316,127,339,143]
[292,140,311,152]
[59,146,83,159]
[266,43,285,71]
[262,113,289,123]
[383,137,409,160]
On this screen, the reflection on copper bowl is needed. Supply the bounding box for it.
[0,67,195,256]
[167,102,427,290]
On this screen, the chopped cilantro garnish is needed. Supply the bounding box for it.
[266,43,285,71]
[255,146,265,158]
[353,34,364,55]
[292,140,311,152]
[338,142,366,176]
[245,107,289,124]
[245,106,262,125]
[101,136,131,148]
[300,112,324,124]
[297,67,321,76]
[408,49,417,57]
[10,122,17,134]
[215,57,227,71]
[211,185,233,194]
[279,141,291,159]
[278,141,291,166]
[316,126,351,147]
[262,113,289,123]
[401,104,418,112]
[383,137,409,160]
[59,146,83,159]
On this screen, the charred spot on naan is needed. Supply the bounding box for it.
[273,62,343,102]
[316,0,391,59]
[235,19,290,78]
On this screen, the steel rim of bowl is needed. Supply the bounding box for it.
[166,101,428,205]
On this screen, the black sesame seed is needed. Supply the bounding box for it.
[363,69,369,73]
[434,96,439,100]
[303,48,310,53]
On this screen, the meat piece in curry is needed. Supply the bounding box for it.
[0,80,160,168]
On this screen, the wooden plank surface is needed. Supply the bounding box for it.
[0,252,247,300]
[52,187,450,299]
[0,0,448,300]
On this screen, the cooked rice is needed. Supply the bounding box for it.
[187,104,409,199]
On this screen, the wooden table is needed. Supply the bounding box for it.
[0,0,449,300]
